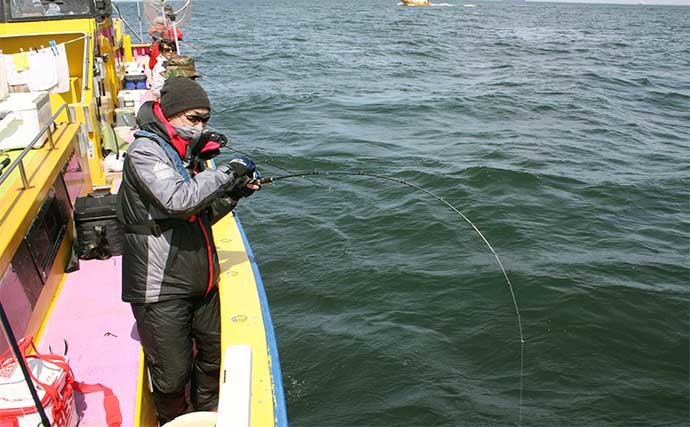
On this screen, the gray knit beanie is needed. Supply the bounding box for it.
[160,77,211,118]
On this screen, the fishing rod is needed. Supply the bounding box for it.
[258,169,525,423]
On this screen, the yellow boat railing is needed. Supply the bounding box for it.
[0,103,73,189]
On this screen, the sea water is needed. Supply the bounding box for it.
[119,0,689,425]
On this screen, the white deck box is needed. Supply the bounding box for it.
[117,89,150,115]
[0,91,51,151]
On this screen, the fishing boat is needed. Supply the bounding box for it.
[0,0,286,426]
[400,0,432,6]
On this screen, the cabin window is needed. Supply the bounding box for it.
[0,240,43,354]
[24,174,71,279]
[7,0,91,20]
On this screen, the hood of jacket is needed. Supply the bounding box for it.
[136,100,188,158]
[136,101,170,140]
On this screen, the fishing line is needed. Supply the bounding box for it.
[259,169,525,424]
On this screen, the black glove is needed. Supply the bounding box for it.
[226,170,261,200]
[220,156,255,179]
[191,129,228,160]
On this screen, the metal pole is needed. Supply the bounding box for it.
[81,34,91,104]
[0,303,51,426]
[172,22,180,54]
[137,0,144,43]
[18,160,29,189]
[47,126,55,150]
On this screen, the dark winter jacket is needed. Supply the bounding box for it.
[117,101,240,303]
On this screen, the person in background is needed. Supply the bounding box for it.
[117,77,260,425]
[148,15,184,43]
[148,14,184,71]
[163,55,201,80]
[150,39,177,100]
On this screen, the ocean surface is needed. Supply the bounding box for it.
[119,0,689,425]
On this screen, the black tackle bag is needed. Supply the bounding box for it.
[74,192,125,260]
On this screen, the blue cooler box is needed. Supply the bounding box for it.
[124,74,147,90]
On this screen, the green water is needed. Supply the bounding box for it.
[121,0,690,424]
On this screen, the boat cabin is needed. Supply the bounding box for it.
[0,0,111,22]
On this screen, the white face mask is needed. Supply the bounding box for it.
[172,124,202,144]
[172,124,202,161]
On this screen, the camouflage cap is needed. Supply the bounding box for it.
[163,55,201,79]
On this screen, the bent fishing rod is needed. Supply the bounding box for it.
[257,169,526,423]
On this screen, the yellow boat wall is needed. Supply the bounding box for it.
[0,122,81,337]
[215,212,288,427]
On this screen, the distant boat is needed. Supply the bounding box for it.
[401,0,432,6]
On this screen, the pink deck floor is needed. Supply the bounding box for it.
[36,256,140,427]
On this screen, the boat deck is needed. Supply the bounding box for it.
[32,211,286,427]
[35,256,141,427]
